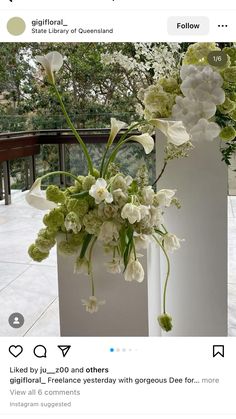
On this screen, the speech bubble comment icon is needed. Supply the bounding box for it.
[33,345,47,358]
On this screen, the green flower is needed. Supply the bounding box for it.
[75,175,85,190]
[159,77,180,94]
[58,232,84,255]
[82,175,96,191]
[220,126,236,141]
[218,97,235,114]
[28,243,49,262]
[43,208,64,232]
[64,211,81,233]
[229,92,236,102]
[158,313,173,332]
[38,228,56,239]
[229,109,236,121]
[92,168,100,178]
[35,235,56,253]
[224,47,236,66]
[222,66,236,82]
[66,197,89,218]
[83,209,103,235]
[110,174,129,192]
[46,185,65,204]
[183,42,220,65]
[143,84,176,119]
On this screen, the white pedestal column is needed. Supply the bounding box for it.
[57,241,161,336]
[156,133,228,336]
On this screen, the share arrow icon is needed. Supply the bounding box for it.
[58,345,71,357]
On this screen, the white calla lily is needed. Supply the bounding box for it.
[128,133,154,154]
[25,178,57,211]
[35,51,64,84]
[108,118,127,146]
[150,119,190,146]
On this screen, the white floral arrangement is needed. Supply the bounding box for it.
[26,51,192,332]
[140,43,236,163]
[103,43,236,164]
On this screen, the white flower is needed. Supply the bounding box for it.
[112,189,128,207]
[139,205,150,219]
[81,296,105,314]
[74,257,89,275]
[163,233,183,252]
[89,178,113,204]
[172,96,216,130]
[149,206,163,228]
[64,212,81,234]
[155,189,176,207]
[35,51,63,84]
[180,65,225,105]
[98,203,118,219]
[142,186,155,205]
[128,133,154,154]
[150,119,190,146]
[25,178,57,210]
[124,259,144,283]
[108,118,127,146]
[121,203,142,224]
[172,65,225,143]
[98,221,119,244]
[110,174,131,192]
[105,259,122,274]
[189,118,221,142]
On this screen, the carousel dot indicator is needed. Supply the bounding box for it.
[7,17,26,36]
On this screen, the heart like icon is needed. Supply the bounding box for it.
[9,345,23,358]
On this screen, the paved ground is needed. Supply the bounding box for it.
[0,191,59,336]
[0,191,235,336]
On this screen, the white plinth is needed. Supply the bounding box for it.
[156,134,228,336]
[57,241,161,336]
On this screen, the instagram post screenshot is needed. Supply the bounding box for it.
[0,0,236,417]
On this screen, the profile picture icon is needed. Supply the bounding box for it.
[8,312,25,328]
[7,17,26,36]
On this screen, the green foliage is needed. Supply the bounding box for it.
[221,140,236,166]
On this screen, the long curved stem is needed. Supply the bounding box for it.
[152,235,170,314]
[40,170,79,183]
[88,237,97,296]
[102,122,145,178]
[53,85,94,175]
[99,146,110,177]
[152,161,167,187]
[103,138,129,178]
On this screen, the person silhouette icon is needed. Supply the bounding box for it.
[13,317,20,325]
